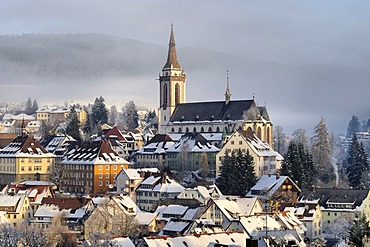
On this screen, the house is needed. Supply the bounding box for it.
[84,195,141,240]
[299,188,370,233]
[226,213,307,246]
[135,212,158,236]
[37,107,87,127]
[135,134,176,168]
[136,173,185,212]
[165,132,220,171]
[284,202,323,241]
[41,134,76,165]
[0,193,33,228]
[177,184,222,205]
[216,129,283,177]
[104,126,138,158]
[157,26,273,150]
[115,168,159,202]
[5,180,56,212]
[30,197,91,232]
[62,140,129,194]
[246,174,301,211]
[200,197,263,230]
[0,135,56,185]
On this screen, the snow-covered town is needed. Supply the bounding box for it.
[1,2,370,247]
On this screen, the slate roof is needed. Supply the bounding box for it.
[0,135,53,157]
[299,188,370,209]
[163,25,181,70]
[170,100,261,122]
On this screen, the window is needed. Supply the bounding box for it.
[113,165,117,170]
[106,181,109,186]
[21,166,25,171]
[99,165,102,170]
[106,165,109,170]
[28,166,32,171]
[231,141,234,145]
[175,83,180,105]
[106,173,109,178]
[99,173,103,179]
[99,181,102,186]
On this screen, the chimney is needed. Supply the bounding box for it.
[312,185,315,192]
[276,172,280,180]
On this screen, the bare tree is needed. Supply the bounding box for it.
[273,126,287,155]
[199,152,209,178]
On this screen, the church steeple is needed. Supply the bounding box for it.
[163,24,181,70]
[158,24,186,134]
[225,70,231,104]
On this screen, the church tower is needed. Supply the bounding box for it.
[158,25,186,134]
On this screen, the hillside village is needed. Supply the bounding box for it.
[0,27,370,247]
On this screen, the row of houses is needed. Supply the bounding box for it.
[3,173,370,246]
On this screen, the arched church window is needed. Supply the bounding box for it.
[171,128,175,133]
[163,84,168,106]
[257,127,262,139]
[208,127,212,133]
[267,127,271,144]
[193,127,197,133]
[201,127,204,132]
[186,127,189,133]
[178,127,182,133]
[175,83,180,105]
[216,127,220,132]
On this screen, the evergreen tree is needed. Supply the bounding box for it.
[367,118,370,131]
[83,112,92,140]
[25,97,33,114]
[66,105,81,141]
[91,96,108,127]
[346,134,369,189]
[216,150,256,196]
[123,100,139,131]
[348,213,370,247]
[347,115,361,138]
[281,142,316,187]
[108,105,118,125]
[32,99,38,113]
[311,117,334,184]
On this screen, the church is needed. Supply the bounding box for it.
[158,26,273,147]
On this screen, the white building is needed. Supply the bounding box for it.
[136,173,184,212]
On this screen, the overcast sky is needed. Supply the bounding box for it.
[1,0,370,135]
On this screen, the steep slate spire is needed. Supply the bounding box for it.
[163,24,181,70]
[225,70,231,104]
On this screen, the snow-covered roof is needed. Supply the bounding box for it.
[112,195,141,215]
[135,212,157,225]
[246,175,300,198]
[161,221,189,233]
[0,195,21,207]
[212,197,261,221]
[162,205,188,216]
[144,231,248,247]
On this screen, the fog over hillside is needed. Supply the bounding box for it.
[0,33,368,134]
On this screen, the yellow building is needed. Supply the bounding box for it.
[0,194,33,228]
[36,107,88,126]
[216,129,282,177]
[0,135,56,184]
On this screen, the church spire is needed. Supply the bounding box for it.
[225,70,231,104]
[163,24,181,70]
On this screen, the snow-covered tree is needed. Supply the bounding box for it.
[347,115,361,138]
[291,128,308,147]
[346,134,369,189]
[199,152,209,178]
[83,112,92,140]
[311,117,334,184]
[273,126,287,155]
[348,213,370,247]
